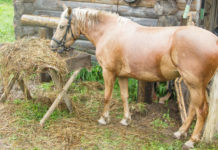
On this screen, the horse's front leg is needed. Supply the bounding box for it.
[118,77,131,126]
[98,69,115,125]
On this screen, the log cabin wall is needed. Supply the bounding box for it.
[14,0,198,54]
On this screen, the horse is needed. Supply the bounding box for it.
[51,6,218,149]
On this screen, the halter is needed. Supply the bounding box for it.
[52,15,75,52]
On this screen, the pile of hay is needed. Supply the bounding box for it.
[0,38,67,86]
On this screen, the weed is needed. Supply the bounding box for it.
[152,118,168,129]
[13,99,22,105]
[156,82,168,97]
[128,78,138,102]
[75,63,103,84]
[162,109,171,122]
[141,140,183,150]
[14,100,69,126]
[188,121,196,134]
[38,81,54,91]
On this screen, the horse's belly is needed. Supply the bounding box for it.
[118,54,179,81]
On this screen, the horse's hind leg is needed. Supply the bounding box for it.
[118,77,131,126]
[98,69,115,125]
[175,83,208,149]
[184,87,208,149]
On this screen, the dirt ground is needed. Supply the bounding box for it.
[0,79,217,150]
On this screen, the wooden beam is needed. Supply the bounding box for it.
[65,53,91,72]
[21,14,60,28]
[40,69,81,127]
[48,68,73,113]
[62,0,157,8]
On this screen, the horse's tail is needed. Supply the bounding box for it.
[202,69,218,142]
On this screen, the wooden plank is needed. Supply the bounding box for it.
[71,40,95,52]
[204,0,217,31]
[176,0,197,11]
[23,0,35,2]
[34,10,61,17]
[63,0,157,8]
[65,52,91,72]
[128,17,158,26]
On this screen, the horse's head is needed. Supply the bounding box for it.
[51,5,80,52]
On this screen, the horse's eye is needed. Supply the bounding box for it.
[59,25,64,29]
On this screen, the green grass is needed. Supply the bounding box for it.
[0,0,14,43]
[13,99,70,126]
[76,63,138,102]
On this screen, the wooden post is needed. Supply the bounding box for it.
[174,77,188,123]
[137,81,153,104]
[0,74,18,103]
[17,77,32,100]
[47,28,54,39]
[39,27,48,39]
[40,69,81,127]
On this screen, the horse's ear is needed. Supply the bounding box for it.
[67,7,72,16]
[62,3,67,10]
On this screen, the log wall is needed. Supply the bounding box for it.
[14,0,198,39]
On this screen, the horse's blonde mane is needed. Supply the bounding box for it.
[62,7,129,29]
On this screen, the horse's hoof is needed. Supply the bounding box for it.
[173,131,182,139]
[182,141,194,150]
[98,116,109,125]
[120,118,131,126]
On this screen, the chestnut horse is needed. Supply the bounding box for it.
[51,6,218,149]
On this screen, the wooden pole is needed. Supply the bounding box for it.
[40,69,81,127]
[175,77,188,123]
[48,68,73,113]
[21,14,60,28]
[137,81,153,104]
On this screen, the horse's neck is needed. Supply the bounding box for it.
[79,14,117,46]
[81,24,103,46]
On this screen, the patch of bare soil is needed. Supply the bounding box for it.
[0,80,217,149]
